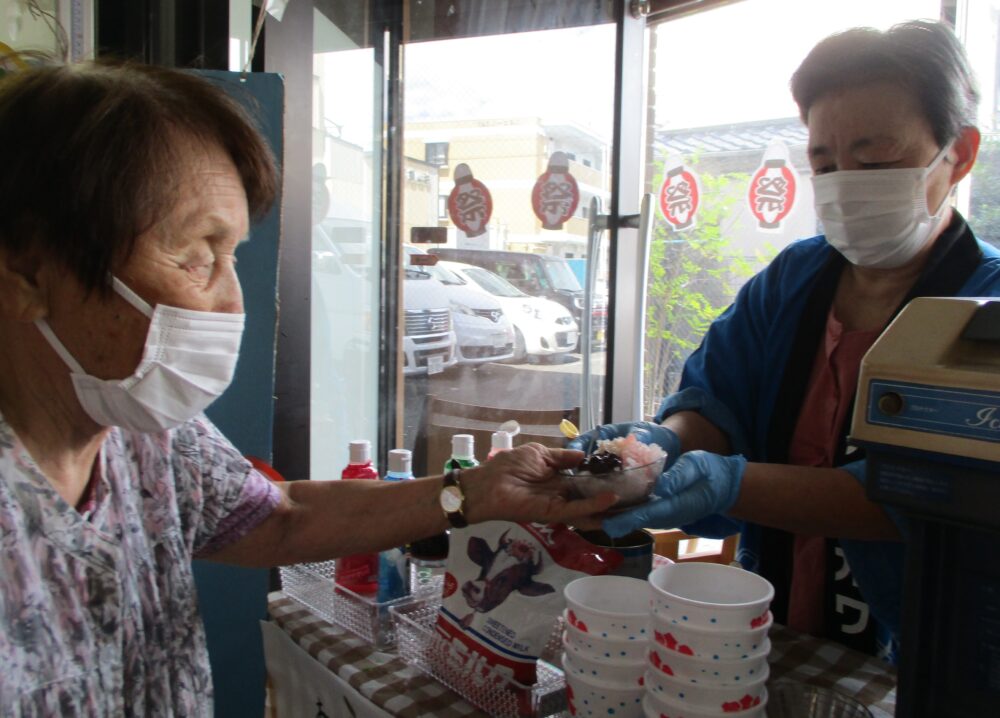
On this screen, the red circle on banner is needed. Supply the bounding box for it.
[658,167,699,230]
[748,160,796,229]
[531,171,580,230]
[448,177,493,237]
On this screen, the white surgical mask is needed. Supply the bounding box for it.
[36,277,244,433]
[812,142,953,268]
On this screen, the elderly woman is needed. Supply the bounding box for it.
[575,20,1000,659]
[0,62,614,715]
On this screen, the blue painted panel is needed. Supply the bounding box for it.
[194,70,284,718]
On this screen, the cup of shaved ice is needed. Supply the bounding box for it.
[563,434,667,508]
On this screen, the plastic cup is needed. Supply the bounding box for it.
[562,455,667,508]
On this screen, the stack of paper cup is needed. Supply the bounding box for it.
[643,563,774,718]
[561,575,650,718]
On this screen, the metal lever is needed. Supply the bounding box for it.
[581,195,653,432]
[581,197,604,433]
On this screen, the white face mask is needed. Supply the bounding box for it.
[812,142,953,269]
[36,277,244,433]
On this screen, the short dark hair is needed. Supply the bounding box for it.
[0,60,278,294]
[791,20,979,147]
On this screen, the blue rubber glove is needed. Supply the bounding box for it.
[566,421,681,471]
[603,450,747,538]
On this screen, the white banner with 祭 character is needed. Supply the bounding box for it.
[531,151,580,230]
[748,141,798,232]
[658,161,701,231]
[448,163,493,237]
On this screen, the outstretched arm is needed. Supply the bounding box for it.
[206,443,616,568]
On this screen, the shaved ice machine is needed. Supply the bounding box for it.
[850,297,1000,718]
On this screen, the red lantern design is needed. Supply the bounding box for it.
[447,163,493,237]
[531,151,580,230]
[658,164,700,231]
[748,158,797,230]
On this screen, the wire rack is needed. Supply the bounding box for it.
[279,560,417,650]
[391,598,568,718]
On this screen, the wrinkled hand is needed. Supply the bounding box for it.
[603,450,746,537]
[567,421,681,470]
[463,443,618,525]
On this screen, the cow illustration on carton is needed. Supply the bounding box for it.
[459,529,554,625]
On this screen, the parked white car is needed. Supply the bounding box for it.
[402,268,459,375]
[438,260,579,362]
[404,246,514,365]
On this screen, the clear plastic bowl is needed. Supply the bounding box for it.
[561,455,666,508]
[767,681,874,718]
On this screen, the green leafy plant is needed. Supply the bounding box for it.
[642,163,773,418]
[969,139,1000,250]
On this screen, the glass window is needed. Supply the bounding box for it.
[639,0,948,419]
[311,7,381,477]
[399,4,615,474]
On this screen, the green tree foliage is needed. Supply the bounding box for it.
[643,164,771,417]
[969,140,1000,249]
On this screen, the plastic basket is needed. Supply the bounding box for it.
[279,560,415,650]
[391,598,567,718]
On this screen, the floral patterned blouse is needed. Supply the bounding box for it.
[0,412,282,716]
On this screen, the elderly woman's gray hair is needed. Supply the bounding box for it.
[0,60,278,295]
[791,19,979,147]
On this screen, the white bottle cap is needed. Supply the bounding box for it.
[349,440,371,464]
[452,434,475,460]
[388,449,412,475]
[491,431,512,451]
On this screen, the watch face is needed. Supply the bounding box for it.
[440,485,464,513]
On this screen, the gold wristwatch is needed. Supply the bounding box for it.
[440,469,468,528]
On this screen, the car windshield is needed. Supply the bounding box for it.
[404,267,432,280]
[542,257,583,291]
[463,266,528,298]
[404,247,467,285]
[425,263,466,285]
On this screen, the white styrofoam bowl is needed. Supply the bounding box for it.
[642,687,768,718]
[562,654,645,718]
[650,610,772,661]
[564,575,651,640]
[646,638,770,684]
[561,633,645,686]
[648,563,773,632]
[563,613,649,663]
[645,661,769,710]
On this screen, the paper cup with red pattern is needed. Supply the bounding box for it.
[564,575,651,640]
[645,637,770,684]
[644,661,769,710]
[561,632,646,685]
[564,612,650,663]
[561,654,645,717]
[642,688,768,718]
[648,563,773,632]
[649,611,772,661]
